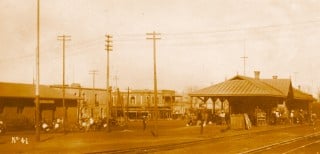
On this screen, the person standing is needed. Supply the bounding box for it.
[290,110,294,124]
[219,111,226,125]
[142,116,147,131]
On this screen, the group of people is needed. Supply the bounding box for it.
[78,117,109,131]
[40,118,63,132]
[184,107,316,127]
[185,110,228,127]
[269,108,313,125]
[289,109,309,124]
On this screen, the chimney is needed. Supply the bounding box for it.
[272,75,278,79]
[254,71,260,80]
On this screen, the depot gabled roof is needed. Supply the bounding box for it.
[189,75,314,101]
[0,82,78,100]
[189,75,285,97]
[189,75,291,98]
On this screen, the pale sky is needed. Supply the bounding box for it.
[1,0,320,96]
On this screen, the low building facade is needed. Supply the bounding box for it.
[51,84,178,120]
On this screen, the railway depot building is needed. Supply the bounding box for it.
[189,71,315,126]
[0,82,78,130]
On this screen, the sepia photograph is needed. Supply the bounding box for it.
[1,0,320,153]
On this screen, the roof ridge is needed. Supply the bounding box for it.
[260,79,292,96]
[257,79,288,95]
[231,75,285,96]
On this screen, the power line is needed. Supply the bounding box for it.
[164,19,320,36]
[2,19,320,64]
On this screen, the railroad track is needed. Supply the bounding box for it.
[239,131,320,154]
[87,125,312,154]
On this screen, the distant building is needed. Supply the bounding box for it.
[171,93,192,119]
[51,84,178,120]
[51,83,108,121]
[123,89,176,119]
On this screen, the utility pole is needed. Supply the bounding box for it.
[116,88,121,119]
[146,31,161,137]
[89,70,99,89]
[58,35,71,134]
[126,87,130,123]
[35,0,40,142]
[240,39,248,76]
[112,74,120,118]
[105,34,112,131]
[113,75,119,89]
[89,70,99,109]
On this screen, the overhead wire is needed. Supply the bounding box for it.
[1,18,320,63]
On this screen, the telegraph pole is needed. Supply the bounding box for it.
[89,70,99,89]
[240,39,248,76]
[35,0,40,142]
[113,74,120,118]
[113,75,119,89]
[146,31,161,136]
[89,70,98,114]
[126,87,130,123]
[105,34,112,131]
[58,35,71,134]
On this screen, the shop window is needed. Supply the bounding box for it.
[131,96,136,105]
